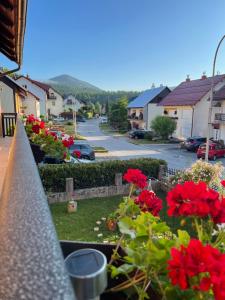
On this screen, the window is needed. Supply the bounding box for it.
[52,101,55,106]
[23,84,27,89]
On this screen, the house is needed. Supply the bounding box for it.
[16,76,64,117]
[63,94,84,112]
[21,91,40,118]
[127,86,171,130]
[211,86,225,142]
[159,74,225,139]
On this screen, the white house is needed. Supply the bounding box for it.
[159,74,225,139]
[127,86,171,130]
[16,76,48,116]
[21,91,40,118]
[63,95,84,112]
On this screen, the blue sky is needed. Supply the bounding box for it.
[1,0,225,91]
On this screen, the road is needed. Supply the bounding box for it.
[77,119,225,169]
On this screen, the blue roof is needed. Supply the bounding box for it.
[127,86,168,108]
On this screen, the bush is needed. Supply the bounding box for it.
[144,131,154,140]
[66,121,73,125]
[39,158,166,192]
[151,116,176,139]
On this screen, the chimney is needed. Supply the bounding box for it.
[201,72,207,80]
[26,74,29,78]
[186,75,190,82]
[151,83,155,89]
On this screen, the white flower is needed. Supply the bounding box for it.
[101,217,106,221]
[103,240,109,244]
[96,221,102,225]
[97,233,103,237]
[94,227,99,231]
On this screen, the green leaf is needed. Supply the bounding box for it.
[177,230,190,246]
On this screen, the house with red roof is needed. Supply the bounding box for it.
[16,76,64,117]
[159,74,225,139]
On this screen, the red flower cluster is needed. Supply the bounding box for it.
[135,190,162,216]
[123,169,147,189]
[166,181,225,223]
[221,180,225,188]
[168,239,225,300]
[62,137,74,148]
[26,114,45,134]
[72,150,81,159]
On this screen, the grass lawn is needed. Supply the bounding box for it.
[64,124,86,140]
[92,146,108,153]
[129,139,171,145]
[50,196,122,242]
[99,123,126,136]
[50,191,194,243]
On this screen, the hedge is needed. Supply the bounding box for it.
[38,158,167,192]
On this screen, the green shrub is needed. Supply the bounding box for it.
[66,121,73,125]
[144,131,154,140]
[151,116,176,139]
[39,158,166,192]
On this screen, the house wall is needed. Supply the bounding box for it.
[0,81,15,113]
[147,104,164,130]
[16,77,47,116]
[63,95,83,112]
[21,94,40,117]
[46,88,63,116]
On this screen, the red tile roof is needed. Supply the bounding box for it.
[159,75,225,106]
[30,79,51,93]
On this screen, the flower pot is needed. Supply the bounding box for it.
[30,142,46,164]
[67,201,77,213]
[106,219,117,231]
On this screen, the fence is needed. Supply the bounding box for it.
[1,112,17,137]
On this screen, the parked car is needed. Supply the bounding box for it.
[180,136,206,152]
[76,116,86,122]
[100,116,108,124]
[53,117,65,122]
[197,142,225,160]
[68,142,95,160]
[129,129,150,139]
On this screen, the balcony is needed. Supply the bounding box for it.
[0,120,75,299]
[48,94,57,100]
[215,113,225,122]
[128,113,143,121]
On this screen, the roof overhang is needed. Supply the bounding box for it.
[0,0,27,66]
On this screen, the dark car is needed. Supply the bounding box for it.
[180,136,206,152]
[68,143,95,160]
[76,116,86,122]
[129,129,150,139]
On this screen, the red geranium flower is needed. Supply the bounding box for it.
[72,150,81,159]
[168,239,225,299]
[32,124,40,134]
[221,180,225,188]
[135,190,162,216]
[166,181,222,221]
[123,169,147,189]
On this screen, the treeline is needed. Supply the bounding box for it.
[51,83,139,104]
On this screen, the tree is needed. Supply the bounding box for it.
[108,97,129,131]
[94,102,101,115]
[151,116,176,139]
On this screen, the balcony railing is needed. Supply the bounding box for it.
[1,112,17,137]
[48,94,57,99]
[215,113,225,122]
[0,120,75,299]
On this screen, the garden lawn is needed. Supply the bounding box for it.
[50,196,122,242]
[50,191,194,243]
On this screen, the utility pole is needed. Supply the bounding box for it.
[205,35,225,162]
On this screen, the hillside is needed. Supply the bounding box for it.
[47,74,102,95]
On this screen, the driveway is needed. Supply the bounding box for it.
[77,119,225,169]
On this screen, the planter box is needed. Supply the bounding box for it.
[30,142,45,164]
[60,241,160,300]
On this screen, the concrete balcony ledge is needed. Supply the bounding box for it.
[0,120,75,300]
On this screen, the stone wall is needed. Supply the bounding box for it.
[47,173,161,204]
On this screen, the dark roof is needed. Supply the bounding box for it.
[214,85,225,101]
[128,86,169,108]
[30,79,51,93]
[159,75,225,106]
[0,0,27,65]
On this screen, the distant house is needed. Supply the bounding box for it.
[16,76,64,117]
[159,74,225,139]
[21,91,40,118]
[127,86,171,130]
[63,95,84,112]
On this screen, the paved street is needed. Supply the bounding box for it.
[77,119,225,169]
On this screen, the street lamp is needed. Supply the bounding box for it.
[205,35,225,162]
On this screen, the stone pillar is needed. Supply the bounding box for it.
[66,178,74,199]
[158,165,166,180]
[115,173,122,186]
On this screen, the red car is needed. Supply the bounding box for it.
[197,143,225,160]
